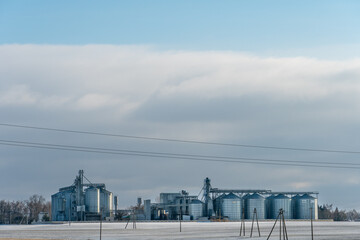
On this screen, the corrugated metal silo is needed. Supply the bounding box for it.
[214,193,226,217]
[189,199,203,220]
[100,189,113,217]
[109,192,113,216]
[241,193,249,216]
[266,195,275,219]
[269,194,292,219]
[51,193,61,221]
[51,190,75,221]
[244,193,266,219]
[220,193,242,220]
[291,194,301,218]
[85,187,100,213]
[294,194,317,219]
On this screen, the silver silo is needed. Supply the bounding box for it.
[244,193,266,219]
[291,194,301,218]
[189,199,204,220]
[51,192,62,221]
[100,189,113,217]
[109,192,113,216]
[51,190,75,221]
[269,194,292,219]
[214,193,226,217]
[220,193,242,220]
[85,187,100,213]
[266,194,276,219]
[294,194,317,219]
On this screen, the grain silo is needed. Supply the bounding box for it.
[293,194,318,219]
[220,193,242,220]
[51,170,114,221]
[85,187,100,213]
[244,193,266,219]
[214,193,226,217]
[100,189,113,217]
[268,194,292,219]
[189,199,204,220]
[266,194,276,219]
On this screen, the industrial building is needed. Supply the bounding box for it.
[51,173,318,222]
[145,190,199,220]
[145,177,318,221]
[51,170,114,221]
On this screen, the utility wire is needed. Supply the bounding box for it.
[0,139,358,167]
[1,139,360,170]
[0,123,358,154]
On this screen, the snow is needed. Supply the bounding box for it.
[1,221,360,240]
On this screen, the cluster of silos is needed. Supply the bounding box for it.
[51,170,115,221]
[214,193,265,220]
[267,194,318,219]
[213,193,317,220]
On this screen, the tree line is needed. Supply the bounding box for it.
[318,204,359,221]
[0,194,51,224]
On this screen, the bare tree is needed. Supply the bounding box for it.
[25,195,49,222]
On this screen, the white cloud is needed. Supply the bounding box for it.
[0,85,38,106]
[289,181,313,189]
[75,93,121,110]
[1,45,360,112]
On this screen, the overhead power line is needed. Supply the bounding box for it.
[0,139,359,170]
[0,123,359,154]
[0,139,359,166]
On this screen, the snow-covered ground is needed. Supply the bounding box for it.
[1,221,359,240]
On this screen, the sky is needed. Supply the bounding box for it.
[1,1,360,210]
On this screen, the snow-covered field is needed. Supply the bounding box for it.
[1,221,359,240]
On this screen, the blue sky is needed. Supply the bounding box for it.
[1,1,360,209]
[1,0,360,52]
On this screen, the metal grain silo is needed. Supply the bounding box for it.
[291,194,301,218]
[220,193,242,220]
[214,193,226,217]
[244,193,266,219]
[51,190,75,221]
[266,195,275,219]
[269,194,292,219]
[100,189,113,217]
[189,199,204,220]
[51,192,62,221]
[108,192,113,216]
[85,187,100,213]
[294,194,317,219]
